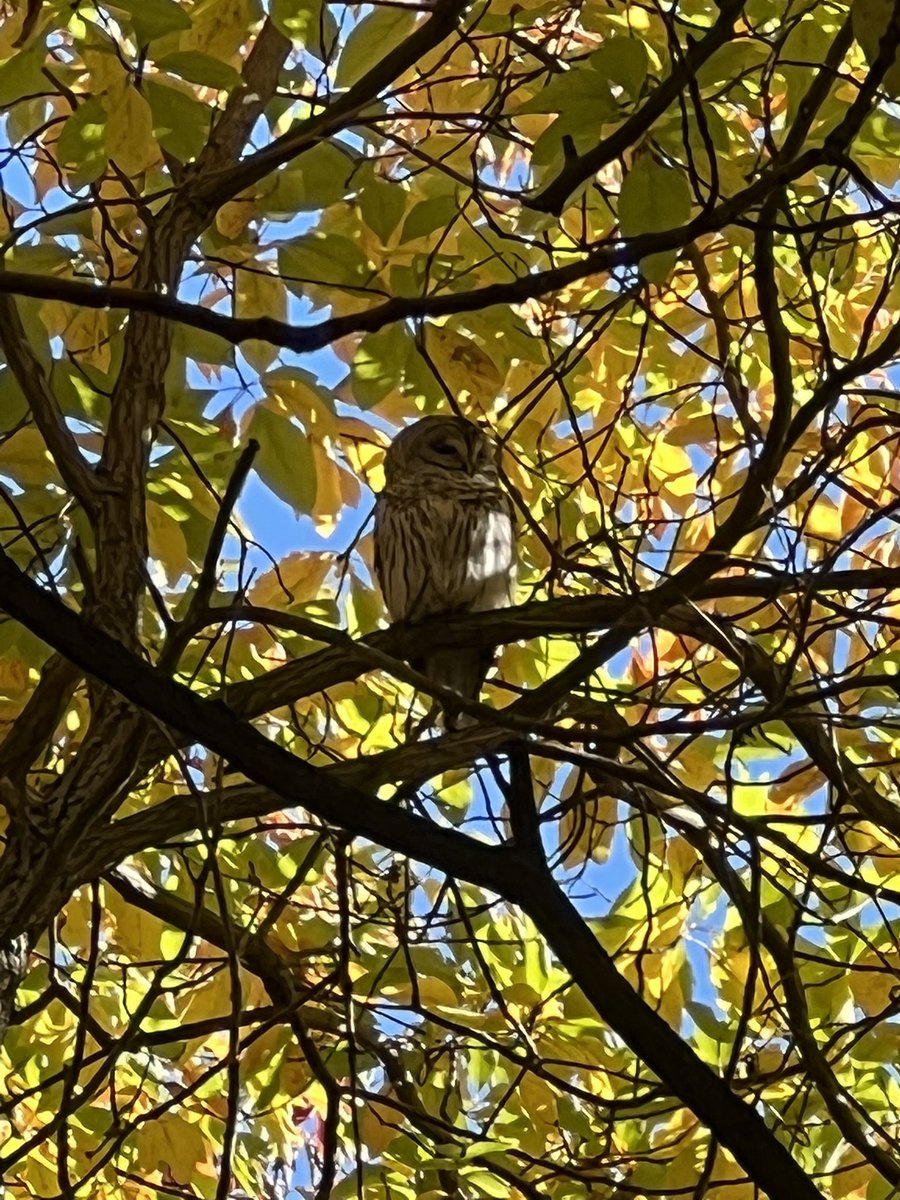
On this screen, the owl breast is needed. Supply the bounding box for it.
[374,489,516,623]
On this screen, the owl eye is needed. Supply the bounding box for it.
[433,442,457,456]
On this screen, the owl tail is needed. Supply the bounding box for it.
[414,647,493,729]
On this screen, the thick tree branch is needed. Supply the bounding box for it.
[0,549,834,1199]
[179,565,900,725]
[91,19,292,643]
[521,871,826,1200]
[0,128,885,379]
[0,155,843,361]
[0,546,517,939]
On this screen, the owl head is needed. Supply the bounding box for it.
[383,416,500,487]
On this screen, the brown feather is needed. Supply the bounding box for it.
[374,416,516,723]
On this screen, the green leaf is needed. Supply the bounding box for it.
[51,361,110,423]
[0,369,28,434]
[57,98,109,186]
[246,405,317,515]
[695,38,771,89]
[107,0,192,43]
[400,194,459,243]
[0,49,49,109]
[587,36,648,98]
[236,270,287,373]
[517,64,619,117]
[619,157,691,236]
[465,1169,510,1198]
[350,326,413,408]
[171,323,235,367]
[853,0,900,96]
[359,175,407,243]
[271,0,337,60]
[157,51,242,90]
[778,18,836,122]
[144,79,212,163]
[264,365,337,424]
[105,86,155,176]
[278,234,371,298]
[267,142,354,213]
[618,157,692,282]
[335,6,418,88]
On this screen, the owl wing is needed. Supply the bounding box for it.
[374,493,442,622]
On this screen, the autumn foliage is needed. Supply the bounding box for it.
[2,0,900,1197]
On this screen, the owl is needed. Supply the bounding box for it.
[374,415,517,723]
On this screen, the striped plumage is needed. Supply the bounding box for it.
[374,416,517,721]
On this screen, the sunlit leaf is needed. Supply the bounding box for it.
[107,0,193,42]
[335,6,418,88]
[57,98,109,186]
[246,404,317,515]
[157,51,243,89]
[619,155,692,281]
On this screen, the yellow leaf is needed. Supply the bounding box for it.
[650,438,696,511]
[249,550,332,608]
[84,47,129,94]
[0,654,29,712]
[106,889,166,961]
[134,1114,210,1186]
[180,0,256,60]
[23,1150,60,1197]
[0,427,54,485]
[64,307,110,371]
[804,495,841,540]
[840,488,869,535]
[237,269,287,372]
[674,740,719,790]
[425,325,504,405]
[147,500,191,586]
[849,948,900,1016]
[388,975,459,1008]
[310,438,344,534]
[105,86,157,176]
[216,196,256,239]
[179,967,236,1024]
[40,299,74,338]
[421,975,464,1007]
[269,372,339,437]
[767,759,819,809]
[358,1098,401,1157]
[558,773,617,869]
[517,1074,557,1151]
[830,1149,875,1199]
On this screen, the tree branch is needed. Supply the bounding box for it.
[0,546,518,941]
[528,0,747,214]
[193,0,470,209]
[0,285,97,512]
[0,130,880,368]
[521,871,827,1200]
[0,550,834,1200]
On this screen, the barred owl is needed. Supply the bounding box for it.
[374,416,517,722]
